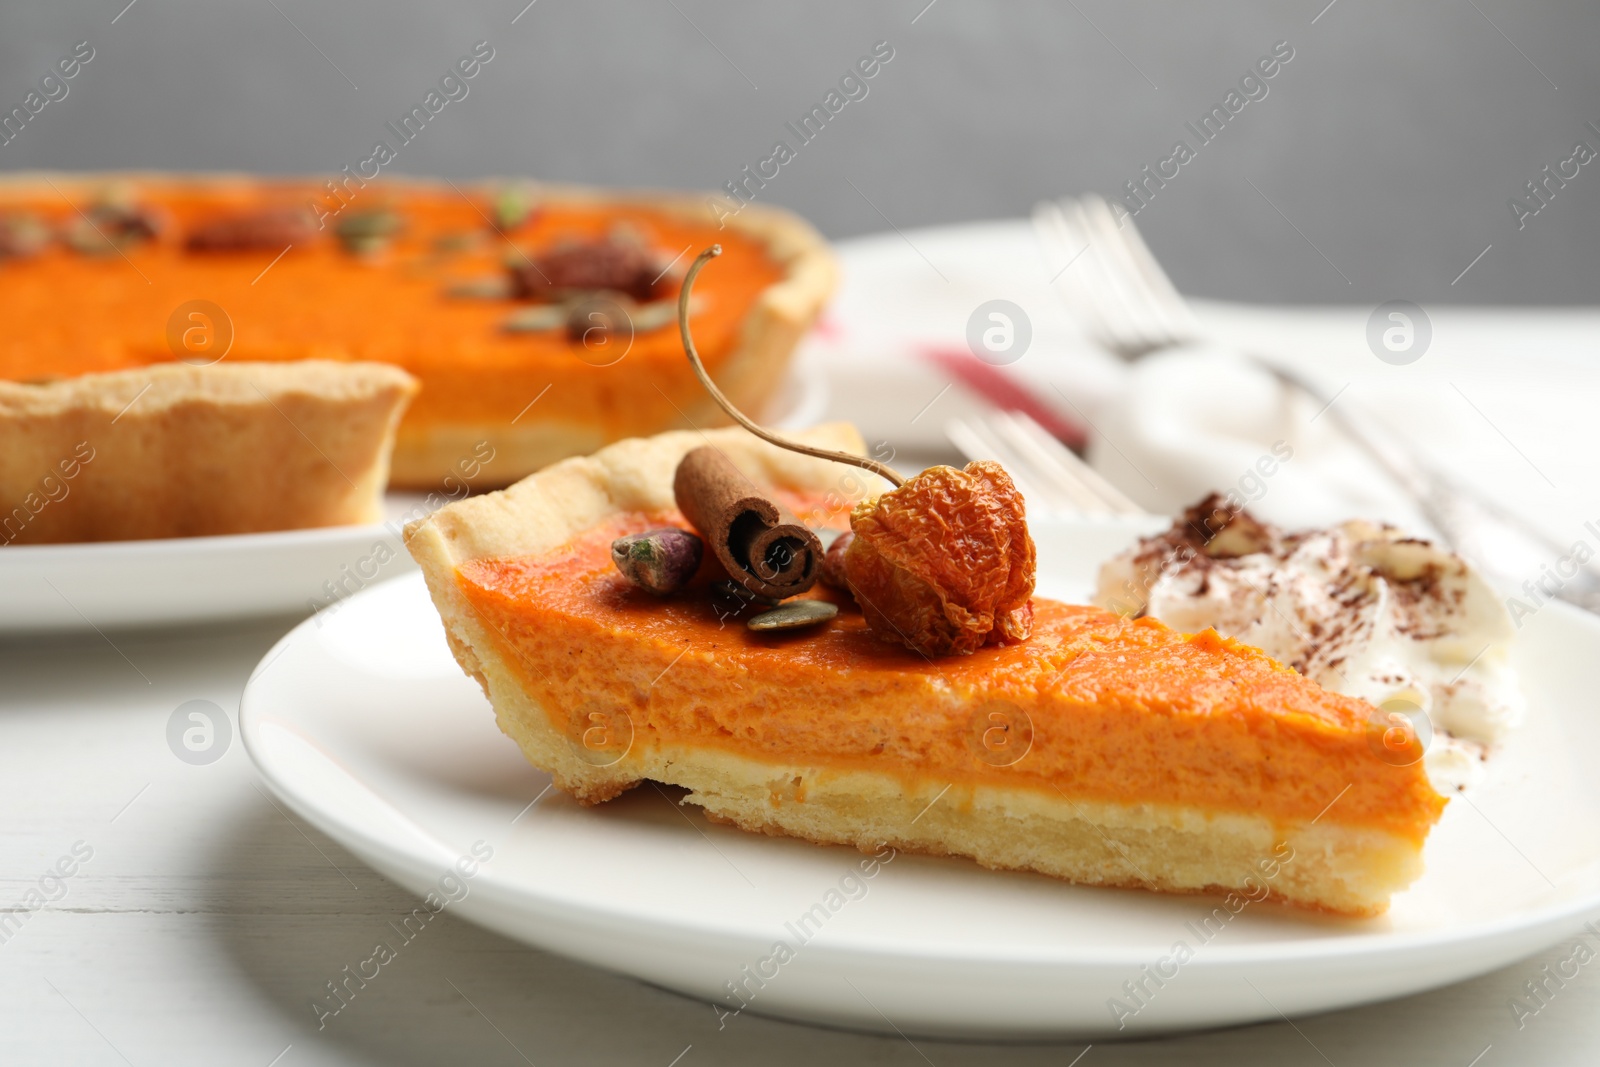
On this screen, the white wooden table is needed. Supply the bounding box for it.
[2,612,1597,1066]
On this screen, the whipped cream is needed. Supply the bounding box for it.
[1095,496,1523,792]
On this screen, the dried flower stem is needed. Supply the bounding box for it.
[679,245,905,488]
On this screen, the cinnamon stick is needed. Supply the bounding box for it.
[673,446,822,600]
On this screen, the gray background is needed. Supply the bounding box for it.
[2,1,1596,304]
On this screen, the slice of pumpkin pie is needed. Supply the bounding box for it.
[406,424,1447,916]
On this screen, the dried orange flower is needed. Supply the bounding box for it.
[674,246,1037,658]
[845,461,1035,656]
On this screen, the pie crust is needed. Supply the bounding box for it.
[0,361,416,543]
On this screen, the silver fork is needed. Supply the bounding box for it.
[1033,193,1600,613]
[946,410,1143,519]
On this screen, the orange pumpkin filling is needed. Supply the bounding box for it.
[0,178,782,453]
[455,508,1446,845]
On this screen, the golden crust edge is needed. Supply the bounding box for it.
[0,358,417,413]
[403,422,866,568]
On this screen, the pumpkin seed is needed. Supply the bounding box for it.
[629,293,706,332]
[433,230,481,253]
[447,276,514,299]
[494,185,537,231]
[747,599,838,632]
[336,209,402,255]
[502,304,569,332]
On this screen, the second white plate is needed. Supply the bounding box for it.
[0,515,408,635]
[240,516,1600,1038]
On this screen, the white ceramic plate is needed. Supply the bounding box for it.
[0,511,409,635]
[240,516,1600,1039]
[0,374,826,635]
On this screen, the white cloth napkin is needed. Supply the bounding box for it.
[1088,343,1433,534]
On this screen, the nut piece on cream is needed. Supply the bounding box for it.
[1095,494,1523,792]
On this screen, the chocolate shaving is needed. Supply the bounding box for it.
[1181,492,1275,558]
[673,446,822,600]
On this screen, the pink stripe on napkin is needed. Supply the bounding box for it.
[918,345,1088,452]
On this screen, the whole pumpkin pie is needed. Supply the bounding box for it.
[407,424,1447,916]
[0,172,832,497]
